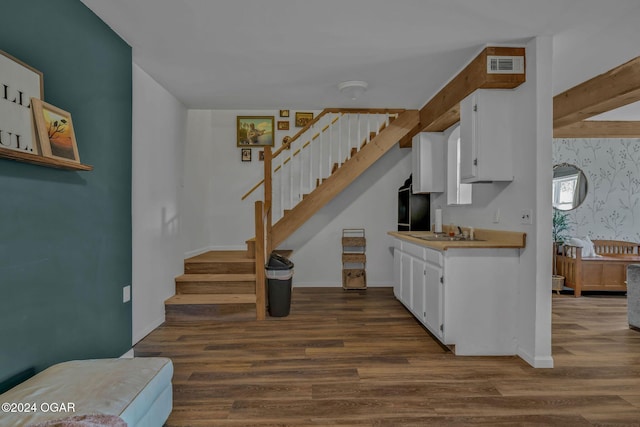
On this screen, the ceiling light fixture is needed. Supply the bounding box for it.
[338,80,368,101]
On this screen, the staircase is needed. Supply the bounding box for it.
[166,108,419,322]
[165,250,257,323]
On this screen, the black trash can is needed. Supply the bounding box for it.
[266,252,294,317]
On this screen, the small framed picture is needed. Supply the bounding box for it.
[31,98,80,163]
[277,121,289,130]
[295,111,313,127]
[279,110,289,118]
[237,116,274,147]
[259,150,264,161]
[241,148,252,162]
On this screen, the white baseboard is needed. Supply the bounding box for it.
[518,346,554,368]
[120,349,135,358]
[184,245,246,258]
[132,315,166,345]
[292,282,393,288]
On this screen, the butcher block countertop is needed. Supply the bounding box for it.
[388,228,526,251]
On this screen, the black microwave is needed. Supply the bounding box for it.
[398,176,430,231]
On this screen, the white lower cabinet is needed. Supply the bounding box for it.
[393,238,519,356]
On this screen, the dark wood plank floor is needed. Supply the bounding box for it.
[134,288,640,426]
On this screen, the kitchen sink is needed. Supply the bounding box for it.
[409,234,485,242]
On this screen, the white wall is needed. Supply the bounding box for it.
[431,37,554,368]
[183,110,318,255]
[183,109,412,285]
[132,64,187,344]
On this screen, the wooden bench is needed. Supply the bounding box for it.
[555,240,640,297]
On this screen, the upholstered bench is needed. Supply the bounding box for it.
[0,357,172,427]
[628,264,640,330]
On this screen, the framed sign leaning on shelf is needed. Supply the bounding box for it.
[31,98,80,163]
[0,50,44,154]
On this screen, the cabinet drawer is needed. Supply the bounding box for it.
[402,240,425,259]
[424,247,443,266]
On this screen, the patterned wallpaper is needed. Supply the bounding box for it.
[553,138,640,243]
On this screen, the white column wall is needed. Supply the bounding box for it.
[431,37,553,367]
[132,64,187,344]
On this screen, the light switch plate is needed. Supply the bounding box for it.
[123,285,131,303]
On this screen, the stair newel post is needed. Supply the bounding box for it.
[264,146,273,254]
[254,200,266,320]
[279,148,285,219]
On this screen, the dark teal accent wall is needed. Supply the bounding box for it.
[0,0,132,385]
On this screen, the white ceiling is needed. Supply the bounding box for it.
[80,0,640,114]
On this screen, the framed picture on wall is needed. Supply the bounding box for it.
[241,148,252,162]
[295,112,313,127]
[31,98,80,163]
[277,121,289,130]
[237,116,274,147]
[259,150,264,161]
[279,110,289,118]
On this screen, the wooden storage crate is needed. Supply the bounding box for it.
[342,229,366,290]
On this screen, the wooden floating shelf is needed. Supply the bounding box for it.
[0,146,93,171]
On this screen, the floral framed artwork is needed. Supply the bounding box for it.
[279,110,289,118]
[237,116,274,147]
[241,148,252,162]
[31,98,80,163]
[277,120,289,130]
[295,112,313,127]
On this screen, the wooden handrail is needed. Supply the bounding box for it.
[241,108,404,200]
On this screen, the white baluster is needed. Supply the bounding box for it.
[329,115,333,176]
[319,127,323,185]
[299,138,303,202]
[367,113,371,145]
[309,125,314,189]
[348,114,352,159]
[338,114,342,168]
[357,114,361,153]
[280,153,285,219]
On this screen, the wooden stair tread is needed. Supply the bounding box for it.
[186,251,252,262]
[175,273,256,282]
[166,294,256,305]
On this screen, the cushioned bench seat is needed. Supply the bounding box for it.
[0,357,172,427]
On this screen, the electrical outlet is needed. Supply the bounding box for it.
[521,209,533,225]
[123,285,131,303]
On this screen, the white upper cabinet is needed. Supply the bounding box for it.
[412,132,445,193]
[460,89,514,183]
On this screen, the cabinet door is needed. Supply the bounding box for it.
[412,132,445,193]
[393,247,402,299]
[459,89,514,183]
[424,261,443,340]
[400,251,412,307]
[411,258,426,322]
[459,92,478,182]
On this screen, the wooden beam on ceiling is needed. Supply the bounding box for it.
[553,121,640,138]
[411,46,526,144]
[553,56,640,129]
